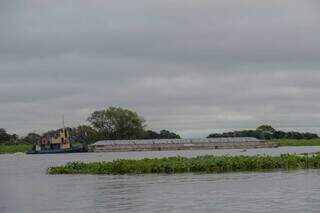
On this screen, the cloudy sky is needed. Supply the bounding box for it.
[1,0,320,137]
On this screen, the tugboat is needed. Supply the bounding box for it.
[27,127,85,154]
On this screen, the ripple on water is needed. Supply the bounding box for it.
[2,148,320,213]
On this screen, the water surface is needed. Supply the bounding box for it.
[1,146,320,213]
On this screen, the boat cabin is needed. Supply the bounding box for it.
[35,128,70,152]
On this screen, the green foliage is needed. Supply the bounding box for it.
[20,133,41,144]
[159,130,181,139]
[143,130,181,139]
[256,125,276,134]
[208,125,319,140]
[0,128,18,144]
[0,144,31,154]
[69,125,103,144]
[0,128,11,143]
[47,154,320,175]
[88,106,146,140]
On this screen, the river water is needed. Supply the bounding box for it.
[1,146,320,213]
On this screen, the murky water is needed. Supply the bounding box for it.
[1,146,320,213]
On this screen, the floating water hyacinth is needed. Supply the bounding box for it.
[47,154,320,175]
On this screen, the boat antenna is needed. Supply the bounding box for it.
[62,114,65,129]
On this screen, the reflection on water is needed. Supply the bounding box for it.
[1,146,320,213]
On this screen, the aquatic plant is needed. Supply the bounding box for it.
[47,154,320,175]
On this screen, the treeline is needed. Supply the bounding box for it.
[207,125,319,140]
[2,108,319,145]
[143,130,180,140]
[67,126,180,145]
[0,106,181,145]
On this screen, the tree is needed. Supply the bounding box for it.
[88,106,146,140]
[207,125,319,140]
[273,131,286,139]
[143,130,160,139]
[159,130,181,139]
[21,133,41,144]
[70,125,102,144]
[256,125,276,134]
[0,128,12,144]
[143,129,181,139]
[303,132,318,139]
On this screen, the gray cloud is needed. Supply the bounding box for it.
[0,0,320,137]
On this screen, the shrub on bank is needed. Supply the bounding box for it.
[0,144,31,154]
[47,154,320,175]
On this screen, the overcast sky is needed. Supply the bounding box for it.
[1,0,320,137]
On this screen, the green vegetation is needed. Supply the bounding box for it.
[208,125,319,140]
[272,139,320,147]
[0,128,19,144]
[88,106,146,140]
[0,144,31,154]
[143,130,180,139]
[47,154,320,175]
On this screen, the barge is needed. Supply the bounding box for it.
[88,137,275,152]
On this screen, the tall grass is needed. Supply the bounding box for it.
[0,144,31,154]
[47,154,320,175]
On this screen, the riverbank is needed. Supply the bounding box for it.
[47,153,320,175]
[0,143,85,154]
[0,144,31,154]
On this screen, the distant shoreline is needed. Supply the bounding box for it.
[0,144,31,154]
[2,139,320,154]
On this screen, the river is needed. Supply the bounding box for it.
[1,146,320,213]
